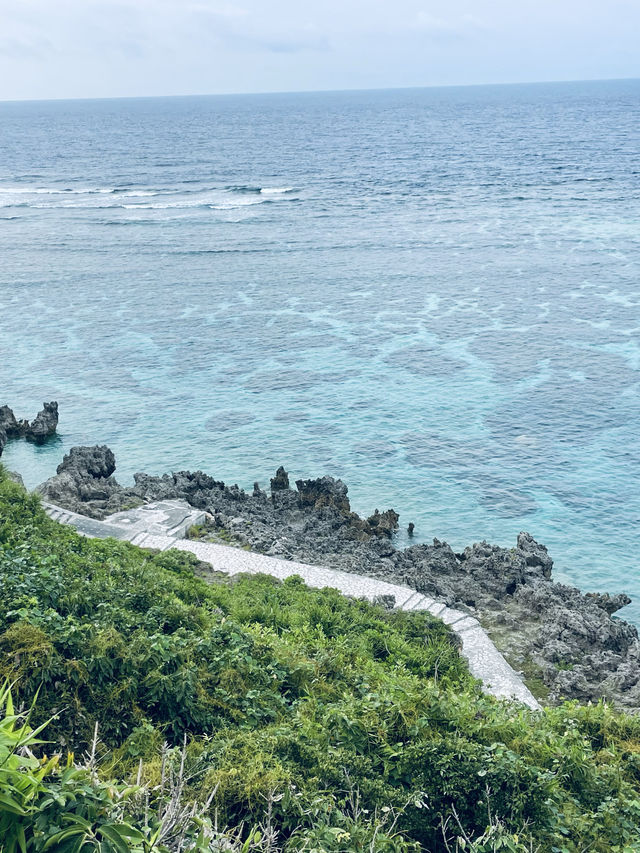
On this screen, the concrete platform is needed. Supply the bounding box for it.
[43,500,205,541]
[103,500,206,539]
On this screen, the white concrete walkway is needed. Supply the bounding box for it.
[44,500,540,710]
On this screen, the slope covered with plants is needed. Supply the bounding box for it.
[1,466,640,852]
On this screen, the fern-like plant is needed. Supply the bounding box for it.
[0,681,58,853]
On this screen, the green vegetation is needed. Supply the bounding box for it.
[511,657,550,703]
[187,520,249,549]
[1,465,640,851]
[0,681,232,853]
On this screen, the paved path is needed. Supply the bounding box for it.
[44,500,540,710]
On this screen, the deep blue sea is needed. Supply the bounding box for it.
[1,81,639,619]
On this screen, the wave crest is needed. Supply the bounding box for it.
[0,183,299,211]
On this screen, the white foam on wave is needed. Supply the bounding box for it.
[121,196,268,210]
[0,186,161,207]
[31,201,119,209]
[122,196,226,209]
[122,202,185,209]
[259,187,294,194]
[123,188,293,210]
[209,197,268,209]
[0,184,298,211]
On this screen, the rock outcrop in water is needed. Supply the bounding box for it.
[0,402,58,456]
[37,444,640,709]
[28,402,59,441]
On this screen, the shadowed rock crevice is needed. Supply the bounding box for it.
[36,444,640,709]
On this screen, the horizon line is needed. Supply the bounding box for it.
[1,75,638,106]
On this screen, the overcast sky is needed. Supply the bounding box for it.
[1,0,638,101]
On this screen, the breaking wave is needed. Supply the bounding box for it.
[0,184,299,211]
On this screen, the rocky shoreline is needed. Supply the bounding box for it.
[32,442,640,710]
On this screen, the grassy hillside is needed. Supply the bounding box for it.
[1,466,640,852]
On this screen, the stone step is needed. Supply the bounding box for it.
[403,591,429,612]
[449,615,480,634]
[439,606,470,626]
[400,590,423,611]
[136,534,175,552]
[414,595,437,611]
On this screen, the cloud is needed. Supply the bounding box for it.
[414,11,488,39]
[0,0,637,99]
[222,28,330,54]
[184,1,329,54]
[0,0,328,58]
[0,35,56,59]
[187,1,250,19]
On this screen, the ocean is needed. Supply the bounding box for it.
[1,80,639,620]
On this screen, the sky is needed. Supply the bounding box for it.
[0,0,638,101]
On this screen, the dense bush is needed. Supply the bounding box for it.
[1,466,640,851]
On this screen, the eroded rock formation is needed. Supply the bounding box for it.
[37,445,140,518]
[0,402,58,456]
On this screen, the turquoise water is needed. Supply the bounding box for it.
[1,81,639,619]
